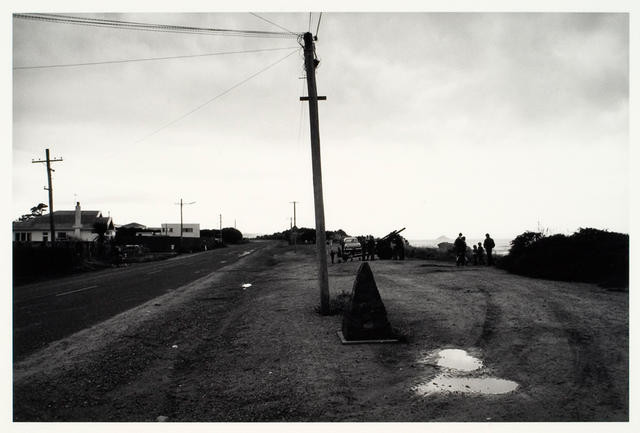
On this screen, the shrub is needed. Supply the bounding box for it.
[405,246,455,261]
[221,227,243,244]
[315,290,352,316]
[498,228,628,289]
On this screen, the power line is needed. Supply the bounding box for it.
[134,48,300,144]
[14,13,300,39]
[14,46,299,70]
[297,78,306,149]
[249,12,297,36]
[315,12,323,39]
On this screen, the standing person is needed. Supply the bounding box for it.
[390,238,397,260]
[484,233,496,266]
[477,242,485,265]
[360,237,367,261]
[472,245,478,265]
[367,235,376,261]
[454,233,464,266]
[460,236,468,266]
[398,236,405,260]
[329,240,337,264]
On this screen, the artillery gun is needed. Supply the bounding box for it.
[375,227,406,260]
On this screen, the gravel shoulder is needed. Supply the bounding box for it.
[13,242,628,422]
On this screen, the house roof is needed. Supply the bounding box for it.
[119,222,147,229]
[13,210,113,231]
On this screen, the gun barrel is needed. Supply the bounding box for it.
[380,227,406,241]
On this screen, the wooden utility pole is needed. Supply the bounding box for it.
[302,32,330,314]
[290,200,299,253]
[290,201,298,228]
[219,214,223,245]
[175,198,195,250]
[32,148,63,244]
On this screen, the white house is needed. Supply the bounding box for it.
[161,223,200,238]
[13,202,115,243]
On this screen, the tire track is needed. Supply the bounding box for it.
[475,287,501,348]
[548,301,626,420]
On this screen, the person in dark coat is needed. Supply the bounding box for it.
[367,236,376,261]
[483,233,496,266]
[477,242,485,265]
[454,233,467,266]
[360,237,367,261]
[472,244,478,265]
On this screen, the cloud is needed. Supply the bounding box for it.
[12,13,629,238]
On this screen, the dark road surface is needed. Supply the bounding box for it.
[13,242,269,361]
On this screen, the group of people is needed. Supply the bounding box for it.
[454,233,495,267]
[360,235,377,261]
[327,235,381,264]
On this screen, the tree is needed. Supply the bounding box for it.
[16,203,48,221]
[221,227,243,244]
[93,221,109,256]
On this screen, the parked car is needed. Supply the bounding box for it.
[341,237,362,261]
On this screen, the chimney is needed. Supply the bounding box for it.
[73,201,82,238]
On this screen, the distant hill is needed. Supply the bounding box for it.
[434,235,454,244]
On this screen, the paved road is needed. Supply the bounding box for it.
[13,242,269,361]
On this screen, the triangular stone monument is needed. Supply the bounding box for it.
[341,262,395,342]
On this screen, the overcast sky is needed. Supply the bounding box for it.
[11,11,629,240]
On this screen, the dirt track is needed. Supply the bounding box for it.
[13,242,628,422]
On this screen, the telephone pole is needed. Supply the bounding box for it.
[290,200,299,253]
[290,201,298,228]
[174,198,195,250]
[219,214,223,245]
[302,32,330,314]
[32,148,63,244]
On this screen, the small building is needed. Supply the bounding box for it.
[161,223,200,238]
[13,202,115,243]
[118,222,163,237]
[136,227,163,237]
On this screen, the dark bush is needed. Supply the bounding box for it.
[258,228,349,244]
[405,246,455,261]
[221,227,243,244]
[498,228,628,289]
[13,242,97,284]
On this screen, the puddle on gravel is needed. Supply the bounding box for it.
[414,374,518,395]
[432,349,483,371]
[414,348,518,396]
[241,283,252,289]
